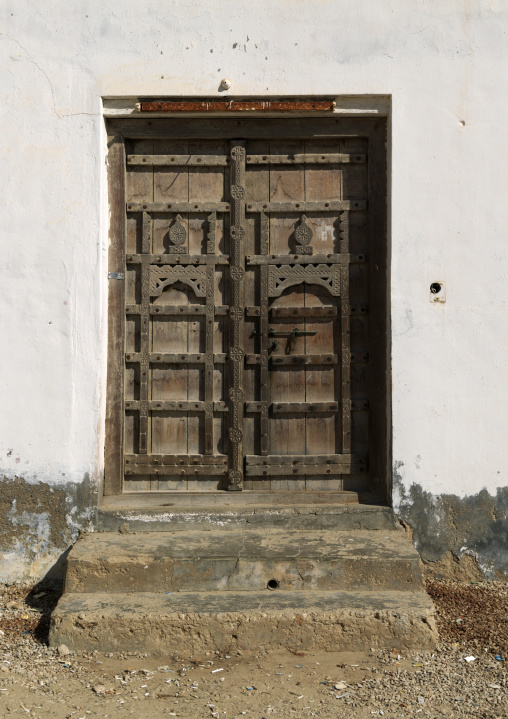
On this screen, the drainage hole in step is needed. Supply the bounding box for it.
[267,579,280,591]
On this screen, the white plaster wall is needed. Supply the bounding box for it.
[1,0,507,498]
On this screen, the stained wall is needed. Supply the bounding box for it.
[1,0,507,580]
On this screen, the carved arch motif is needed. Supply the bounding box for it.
[149,266,207,298]
[268,264,341,298]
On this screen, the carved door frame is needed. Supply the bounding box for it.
[104,116,389,500]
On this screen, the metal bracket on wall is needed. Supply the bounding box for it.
[108,272,125,280]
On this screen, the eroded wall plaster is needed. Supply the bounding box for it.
[394,467,508,580]
[0,475,95,583]
[1,0,508,580]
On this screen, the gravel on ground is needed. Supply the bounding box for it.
[0,578,506,718]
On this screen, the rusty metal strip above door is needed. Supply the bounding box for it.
[137,100,336,113]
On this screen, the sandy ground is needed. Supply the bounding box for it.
[0,579,507,719]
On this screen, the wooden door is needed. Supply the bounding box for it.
[105,118,387,496]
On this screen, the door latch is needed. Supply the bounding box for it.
[268,327,317,355]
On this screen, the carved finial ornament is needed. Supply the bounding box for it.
[294,214,313,255]
[169,214,186,246]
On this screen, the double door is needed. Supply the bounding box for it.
[105,117,387,495]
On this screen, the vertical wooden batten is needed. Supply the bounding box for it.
[104,135,126,496]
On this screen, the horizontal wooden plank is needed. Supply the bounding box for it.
[245,454,368,476]
[128,154,230,166]
[109,117,385,141]
[277,353,368,365]
[125,465,227,476]
[271,355,336,366]
[245,354,336,366]
[245,464,366,476]
[125,401,228,412]
[126,353,227,364]
[246,454,367,466]
[126,254,230,265]
[123,352,369,366]
[138,100,336,113]
[125,454,228,466]
[246,200,366,212]
[244,400,368,412]
[245,353,368,365]
[246,306,367,318]
[246,153,366,165]
[269,307,337,318]
[127,202,230,213]
[246,253,365,265]
[271,402,338,413]
[126,305,229,316]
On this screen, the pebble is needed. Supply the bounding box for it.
[57,644,70,656]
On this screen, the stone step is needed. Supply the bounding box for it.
[49,589,437,654]
[65,530,424,593]
[98,501,399,533]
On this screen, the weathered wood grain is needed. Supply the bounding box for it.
[268,138,306,489]
[104,136,126,496]
[124,138,154,490]
[152,138,190,489]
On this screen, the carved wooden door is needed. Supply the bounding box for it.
[106,118,387,496]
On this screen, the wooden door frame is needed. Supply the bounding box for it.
[104,116,389,500]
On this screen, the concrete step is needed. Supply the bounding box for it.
[49,589,437,654]
[97,501,399,533]
[65,530,424,593]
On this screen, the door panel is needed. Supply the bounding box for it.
[112,123,383,494]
